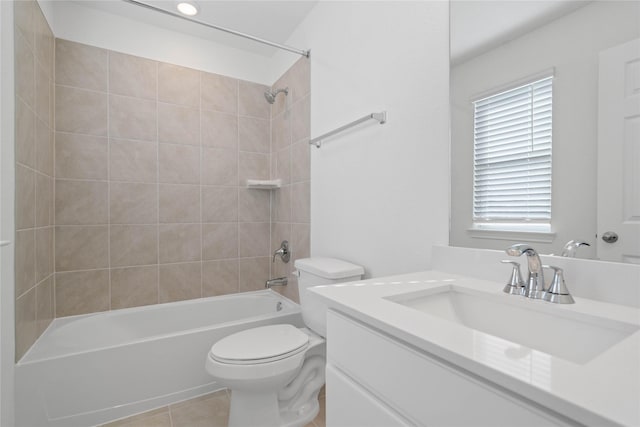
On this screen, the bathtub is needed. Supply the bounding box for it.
[15,290,304,427]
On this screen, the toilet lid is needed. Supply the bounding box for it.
[210,324,309,365]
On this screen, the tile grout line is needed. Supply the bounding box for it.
[156,61,160,305]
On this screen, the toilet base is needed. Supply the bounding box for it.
[228,389,320,427]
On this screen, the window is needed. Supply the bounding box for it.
[472,75,553,231]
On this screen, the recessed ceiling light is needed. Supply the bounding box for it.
[176,1,199,16]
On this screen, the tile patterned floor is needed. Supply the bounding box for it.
[102,389,326,427]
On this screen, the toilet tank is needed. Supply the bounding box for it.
[294,257,364,337]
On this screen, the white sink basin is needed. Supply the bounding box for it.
[386,285,639,364]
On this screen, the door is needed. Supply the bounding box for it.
[597,38,640,263]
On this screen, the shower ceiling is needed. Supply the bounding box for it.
[63,0,318,56]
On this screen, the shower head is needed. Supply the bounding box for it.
[264,87,289,104]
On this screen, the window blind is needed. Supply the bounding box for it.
[473,76,553,224]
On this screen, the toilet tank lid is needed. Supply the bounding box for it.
[294,257,364,279]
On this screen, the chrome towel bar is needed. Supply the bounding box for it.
[309,111,387,148]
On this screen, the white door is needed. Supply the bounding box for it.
[597,38,640,263]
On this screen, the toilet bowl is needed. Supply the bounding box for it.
[205,257,364,427]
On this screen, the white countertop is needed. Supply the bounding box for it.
[309,270,640,426]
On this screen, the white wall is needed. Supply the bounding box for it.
[274,1,450,278]
[41,1,279,85]
[450,1,640,257]
[0,1,16,424]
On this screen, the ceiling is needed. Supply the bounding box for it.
[451,1,590,65]
[67,0,318,56]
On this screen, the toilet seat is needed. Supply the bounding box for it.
[210,324,310,365]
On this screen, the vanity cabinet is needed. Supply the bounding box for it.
[325,310,573,427]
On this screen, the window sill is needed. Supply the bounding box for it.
[467,227,556,243]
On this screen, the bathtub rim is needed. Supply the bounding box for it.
[18,289,300,365]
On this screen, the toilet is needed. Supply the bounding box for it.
[205,257,364,427]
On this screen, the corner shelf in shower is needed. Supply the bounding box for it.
[246,179,282,190]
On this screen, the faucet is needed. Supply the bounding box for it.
[505,244,546,299]
[560,240,590,257]
[265,277,288,288]
[272,240,290,263]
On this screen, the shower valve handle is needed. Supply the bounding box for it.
[273,240,290,263]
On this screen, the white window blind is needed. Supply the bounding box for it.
[473,76,553,226]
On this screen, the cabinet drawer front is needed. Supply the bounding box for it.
[326,364,412,427]
[327,310,568,427]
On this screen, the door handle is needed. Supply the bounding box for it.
[601,231,619,243]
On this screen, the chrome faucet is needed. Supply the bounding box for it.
[505,244,546,299]
[272,240,290,263]
[560,240,590,257]
[265,277,288,288]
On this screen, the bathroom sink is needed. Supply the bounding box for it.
[386,286,639,364]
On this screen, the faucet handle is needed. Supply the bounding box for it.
[542,265,575,304]
[501,260,525,295]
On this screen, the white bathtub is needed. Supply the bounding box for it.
[15,290,304,427]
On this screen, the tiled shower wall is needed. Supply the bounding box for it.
[270,59,311,302]
[52,42,310,317]
[14,0,56,361]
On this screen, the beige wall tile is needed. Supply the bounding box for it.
[55,39,107,91]
[238,188,270,222]
[239,117,269,153]
[202,223,237,260]
[35,173,52,227]
[35,227,53,283]
[289,57,311,104]
[158,63,200,107]
[16,164,35,230]
[55,269,110,317]
[35,61,50,126]
[239,222,270,258]
[202,148,238,186]
[159,143,200,184]
[201,72,237,114]
[274,147,291,185]
[15,287,37,361]
[159,184,200,223]
[201,110,237,149]
[35,117,53,176]
[55,85,107,136]
[291,223,311,262]
[158,103,200,146]
[16,97,35,168]
[15,31,35,108]
[203,259,239,297]
[109,51,157,100]
[110,139,157,183]
[159,263,201,303]
[238,80,270,119]
[14,0,35,49]
[55,180,108,225]
[110,183,158,224]
[34,7,54,76]
[36,276,54,336]
[201,187,238,223]
[238,152,269,186]
[55,226,109,271]
[272,110,291,151]
[111,266,159,309]
[273,185,291,223]
[159,224,201,263]
[291,95,311,144]
[15,229,35,297]
[239,257,269,292]
[291,182,311,223]
[291,140,311,183]
[109,94,157,142]
[56,132,108,180]
[110,225,158,267]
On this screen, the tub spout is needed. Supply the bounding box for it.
[265,277,288,288]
